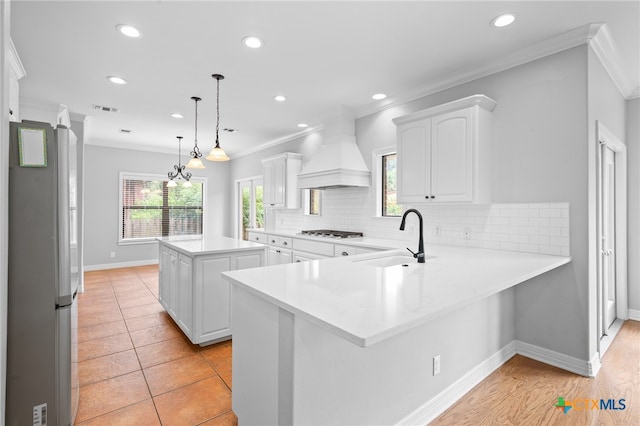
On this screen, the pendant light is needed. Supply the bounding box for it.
[167,136,193,187]
[186,96,205,169]
[206,74,230,161]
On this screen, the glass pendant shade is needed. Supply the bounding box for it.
[206,144,230,161]
[186,157,205,169]
[182,180,193,188]
[167,179,178,188]
[186,96,205,169]
[207,74,230,162]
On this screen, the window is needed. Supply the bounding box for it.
[373,148,403,217]
[238,177,264,240]
[304,189,321,216]
[119,172,205,243]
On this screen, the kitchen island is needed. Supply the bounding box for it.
[222,245,571,425]
[158,236,265,346]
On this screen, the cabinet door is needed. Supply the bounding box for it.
[159,247,178,319]
[263,157,286,208]
[197,256,232,343]
[430,108,473,202]
[268,247,292,265]
[397,119,431,203]
[177,254,193,338]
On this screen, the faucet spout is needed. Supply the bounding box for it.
[399,208,425,263]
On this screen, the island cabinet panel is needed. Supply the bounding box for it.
[158,246,178,318]
[158,239,266,346]
[177,254,193,337]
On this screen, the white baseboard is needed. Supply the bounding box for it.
[398,342,517,425]
[84,259,158,271]
[628,309,640,321]
[397,339,600,425]
[515,340,594,377]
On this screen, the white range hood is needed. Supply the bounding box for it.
[297,106,370,189]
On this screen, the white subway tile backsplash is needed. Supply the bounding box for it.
[273,188,570,256]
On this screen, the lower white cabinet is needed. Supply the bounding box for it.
[268,247,292,265]
[158,242,265,345]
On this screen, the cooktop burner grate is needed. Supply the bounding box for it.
[300,229,364,239]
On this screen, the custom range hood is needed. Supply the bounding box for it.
[297,106,370,189]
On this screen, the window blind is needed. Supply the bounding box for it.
[121,177,203,241]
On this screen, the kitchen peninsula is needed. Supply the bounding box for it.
[222,245,571,425]
[158,236,265,345]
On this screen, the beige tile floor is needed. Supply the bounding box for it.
[76,265,236,425]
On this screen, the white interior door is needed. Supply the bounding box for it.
[596,121,627,357]
[601,146,616,330]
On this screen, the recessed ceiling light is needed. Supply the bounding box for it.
[491,13,516,28]
[274,95,286,102]
[372,93,387,100]
[116,24,142,38]
[242,35,264,49]
[297,123,308,128]
[171,113,184,119]
[107,76,127,85]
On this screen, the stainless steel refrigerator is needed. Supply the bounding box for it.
[7,120,79,426]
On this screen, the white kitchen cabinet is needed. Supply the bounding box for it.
[159,245,178,318]
[158,238,265,345]
[268,247,293,265]
[334,244,378,257]
[262,152,303,209]
[393,95,496,204]
[177,254,193,337]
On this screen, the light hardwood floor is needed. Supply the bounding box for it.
[78,266,638,425]
[431,320,639,425]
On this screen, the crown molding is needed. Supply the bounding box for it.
[589,23,637,99]
[232,125,324,159]
[356,23,637,119]
[8,37,26,80]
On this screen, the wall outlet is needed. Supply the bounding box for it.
[110,251,116,258]
[464,227,471,240]
[435,225,441,236]
[433,354,441,376]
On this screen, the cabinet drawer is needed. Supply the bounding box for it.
[334,244,357,257]
[267,235,293,249]
[292,238,335,257]
[247,232,267,244]
[334,244,381,257]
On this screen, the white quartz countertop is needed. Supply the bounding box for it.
[157,236,265,256]
[222,245,571,347]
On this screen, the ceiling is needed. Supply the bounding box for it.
[10,1,640,157]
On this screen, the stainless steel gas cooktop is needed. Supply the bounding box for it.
[300,229,364,239]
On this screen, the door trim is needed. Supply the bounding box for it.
[596,121,628,357]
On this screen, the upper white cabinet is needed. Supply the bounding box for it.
[393,95,496,204]
[262,152,303,209]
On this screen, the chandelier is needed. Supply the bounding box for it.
[167,136,192,187]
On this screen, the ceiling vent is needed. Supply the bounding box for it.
[92,104,119,113]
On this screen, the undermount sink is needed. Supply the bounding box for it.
[356,254,436,268]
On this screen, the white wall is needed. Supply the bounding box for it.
[627,97,640,316]
[83,144,231,268]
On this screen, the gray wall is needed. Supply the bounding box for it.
[363,46,591,361]
[627,97,640,314]
[84,144,230,268]
[230,45,633,363]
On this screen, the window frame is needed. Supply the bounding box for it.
[235,176,264,240]
[118,171,207,245]
[372,146,403,218]
[303,189,321,216]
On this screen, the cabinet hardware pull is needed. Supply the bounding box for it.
[271,240,276,243]
[431,195,436,199]
[276,249,281,253]
[283,241,288,245]
[341,251,349,256]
